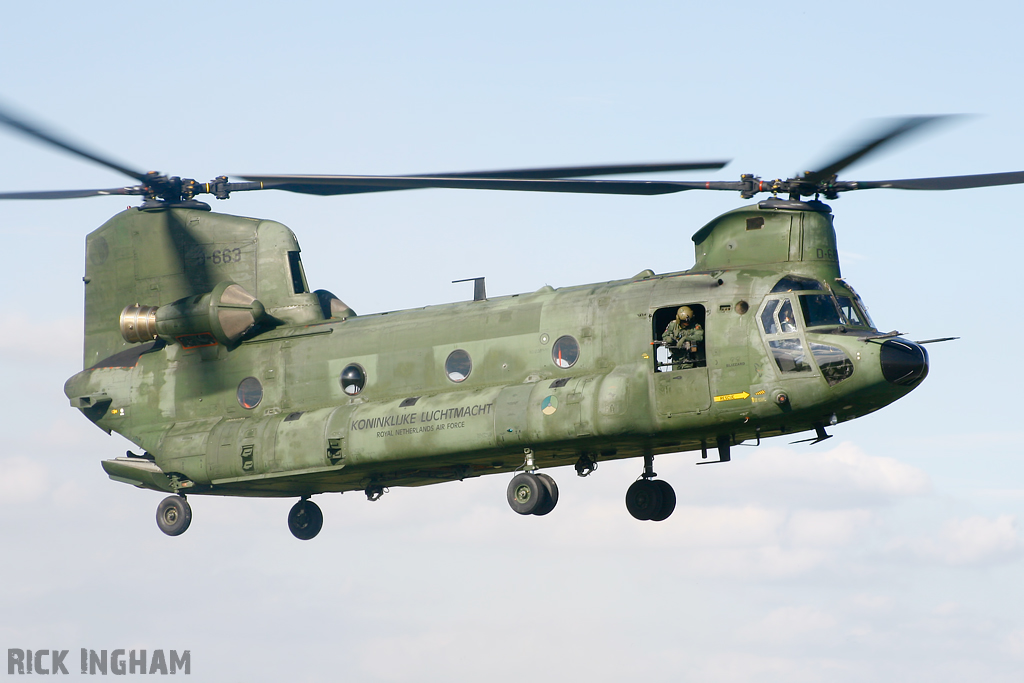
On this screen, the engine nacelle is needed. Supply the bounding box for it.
[120,281,266,347]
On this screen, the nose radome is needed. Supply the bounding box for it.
[880,339,929,386]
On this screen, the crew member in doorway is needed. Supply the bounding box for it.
[662,306,704,369]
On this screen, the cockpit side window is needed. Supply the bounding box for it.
[759,298,798,335]
[779,300,798,332]
[760,299,780,335]
[759,296,811,374]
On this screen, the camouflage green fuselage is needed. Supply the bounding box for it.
[65,202,923,497]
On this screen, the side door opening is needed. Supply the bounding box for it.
[652,304,706,373]
[650,304,710,416]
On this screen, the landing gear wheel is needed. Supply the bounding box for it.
[532,473,559,516]
[156,495,192,536]
[625,480,664,521]
[649,480,676,522]
[288,499,323,540]
[507,472,548,515]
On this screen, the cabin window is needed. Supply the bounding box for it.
[237,377,264,409]
[340,364,366,395]
[652,304,706,372]
[287,251,309,294]
[445,349,472,382]
[551,336,580,369]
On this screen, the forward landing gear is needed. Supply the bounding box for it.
[156,495,192,536]
[288,497,323,540]
[625,453,676,522]
[507,472,559,515]
[507,448,559,516]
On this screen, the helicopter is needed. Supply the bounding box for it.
[3,107,1022,540]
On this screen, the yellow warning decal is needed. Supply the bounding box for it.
[713,391,751,402]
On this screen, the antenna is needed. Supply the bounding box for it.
[452,277,486,302]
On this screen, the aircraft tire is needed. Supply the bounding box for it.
[625,479,663,521]
[507,472,548,515]
[532,473,559,516]
[649,480,676,522]
[288,499,324,540]
[156,495,192,536]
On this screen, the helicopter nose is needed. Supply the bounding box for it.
[879,339,929,386]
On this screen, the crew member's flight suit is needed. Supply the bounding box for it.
[662,306,704,369]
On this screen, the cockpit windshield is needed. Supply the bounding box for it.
[836,296,867,326]
[833,278,875,329]
[768,275,876,331]
[799,294,844,328]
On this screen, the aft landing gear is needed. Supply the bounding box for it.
[288,497,323,540]
[507,448,559,516]
[625,453,676,522]
[156,495,192,536]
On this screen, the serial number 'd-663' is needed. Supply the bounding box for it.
[189,247,244,265]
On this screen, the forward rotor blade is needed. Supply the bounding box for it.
[238,161,731,197]
[801,116,954,185]
[0,186,144,200]
[848,170,1024,191]
[0,103,151,184]
[240,174,745,197]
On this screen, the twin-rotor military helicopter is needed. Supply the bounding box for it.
[3,105,1021,539]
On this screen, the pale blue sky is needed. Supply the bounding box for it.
[1,2,1022,681]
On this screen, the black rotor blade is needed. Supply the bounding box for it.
[240,174,745,197]
[440,161,729,179]
[237,161,730,197]
[801,116,955,185]
[0,186,145,200]
[848,170,1024,191]
[0,103,151,184]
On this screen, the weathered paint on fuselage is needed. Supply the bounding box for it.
[65,202,924,498]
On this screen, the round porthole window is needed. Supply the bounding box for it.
[445,349,472,383]
[237,377,263,409]
[551,335,580,369]
[340,364,366,395]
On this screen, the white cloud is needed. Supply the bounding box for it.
[0,456,50,504]
[672,441,930,509]
[1003,629,1024,659]
[889,515,1023,566]
[739,605,839,645]
[0,312,83,363]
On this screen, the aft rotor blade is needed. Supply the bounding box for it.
[801,116,954,185]
[0,103,151,184]
[240,174,746,196]
[0,186,144,200]
[847,170,1024,191]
